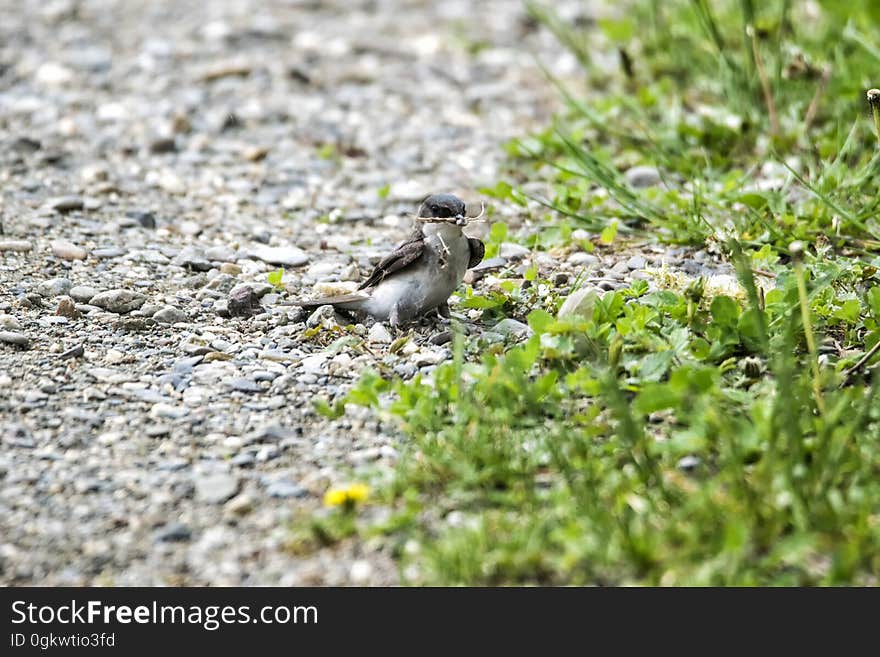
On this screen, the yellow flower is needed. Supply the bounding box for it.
[323,483,370,508]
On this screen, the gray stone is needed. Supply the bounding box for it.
[306,305,336,328]
[46,195,84,212]
[499,243,530,260]
[624,165,662,188]
[194,472,239,504]
[92,247,127,259]
[37,277,72,298]
[558,286,600,320]
[50,240,87,260]
[367,322,392,344]
[226,377,262,393]
[174,246,212,271]
[249,244,309,267]
[626,255,647,270]
[69,285,99,303]
[152,306,187,324]
[492,318,533,339]
[567,252,599,267]
[154,522,192,543]
[90,289,147,314]
[266,480,308,499]
[0,240,33,252]
[0,331,29,347]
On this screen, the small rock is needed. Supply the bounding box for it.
[567,252,599,267]
[227,286,263,317]
[225,493,255,516]
[624,165,662,188]
[154,522,192,543]
[558,286,600,320]
[367,323,392,344]
[90,289,146,314]
[0,240,33,252]
[149,137,177,154]
[126,210,157,229]
[59,344,85,360]
[265,480,307,499]
[195,472,239,504]
[92,247,127,259]
[174,246,212,271]
[153,306,187,324]
[306,305,337,329]
[677,455,701,471]
[249,244,309,267]
[0,331,29,347]
[0,315,22,330]
[55,296,80,319]
[37,277,72,298]
[220,263,242,275]
[492,318,533,339]
[69,285,99,303]
[50,240,87,260]
[46,195,84,213]
[499,243,530,260]
[429,330,453,345]
[226,377,262,393]
[625,255,647,270]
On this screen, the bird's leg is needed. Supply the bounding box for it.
[436,301,451,319]
[389,302,402,329]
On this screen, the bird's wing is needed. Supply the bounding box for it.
[357,232,426,291]
[467,238,485,269]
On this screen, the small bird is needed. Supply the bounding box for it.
[295,193,484,327]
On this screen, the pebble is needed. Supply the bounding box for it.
[37,277,72,297]
[624,165,662,188]
[152,306,187,324]
[69,285,99,303]
[626,255,647,270]
[492,318,533,339]
[558,286,600,320]
[226,377,262,393]
[174,246,212,271]
[55,296,80,319]
[0,240,33,252]
[499,242,530,260]
[367,323,392,344]
[227,286,263,318]
[90,289,147,313]
[60,344,85,360]
[46,195,85,213]
[50,240,87,260]
[0,331,29,347]
[154,522,192,543]
[0,315,22,330]
[194,472,239,504]
[249,245,309,267]
[567,252,599,267]
[265,480,308,499]
[92,247,127,259]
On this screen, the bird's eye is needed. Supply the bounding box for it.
[437,207,451,218]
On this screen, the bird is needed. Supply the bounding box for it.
[294,193,484,327]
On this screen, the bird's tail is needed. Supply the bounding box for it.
[290,293,368,310]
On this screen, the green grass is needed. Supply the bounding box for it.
[304,0,880,585]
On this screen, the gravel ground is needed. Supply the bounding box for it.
[0,0,727,585]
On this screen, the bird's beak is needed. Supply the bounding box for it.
[455,214,466,226]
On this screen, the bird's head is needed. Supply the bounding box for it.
[418,193,468,226]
